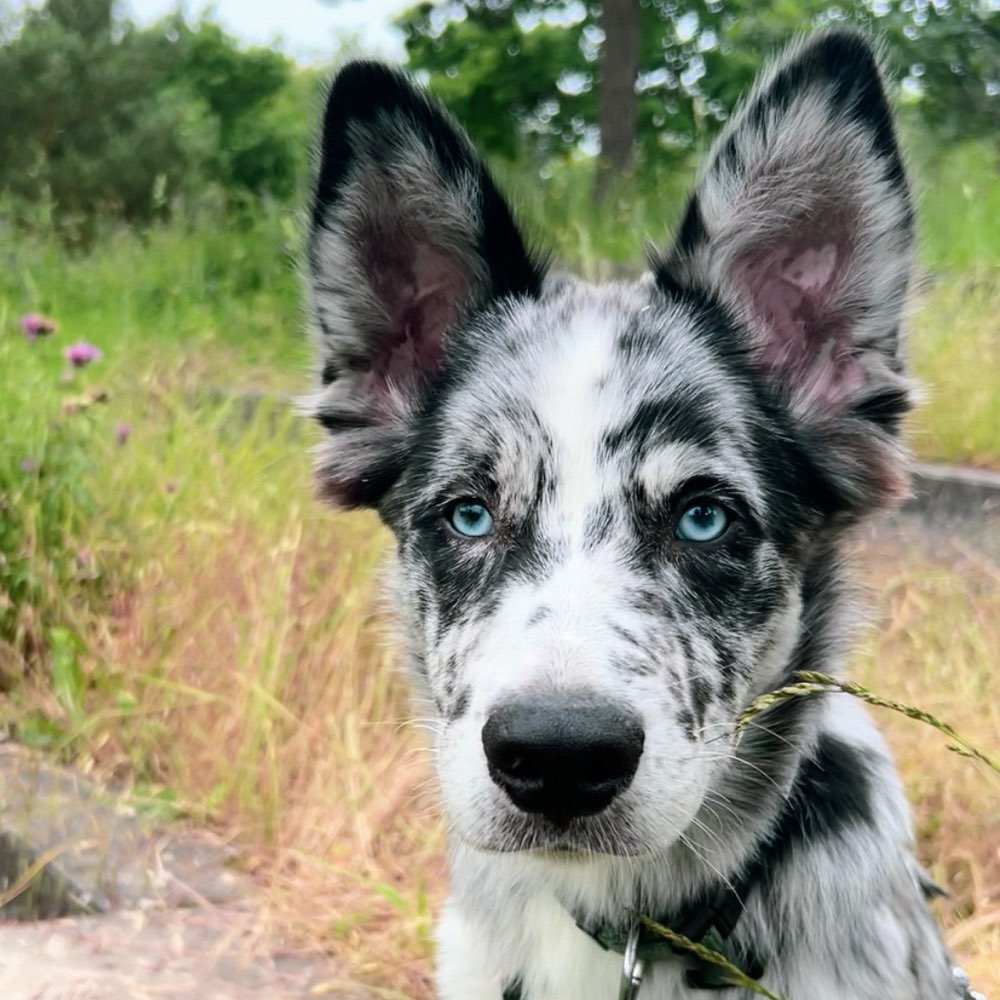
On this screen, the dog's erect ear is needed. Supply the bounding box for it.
[306,61,544,507]
[657,30,914,433]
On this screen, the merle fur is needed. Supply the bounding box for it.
[303,28,958,1000]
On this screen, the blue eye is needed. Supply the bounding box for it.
[448,500,494,538]
[676,501,729,542]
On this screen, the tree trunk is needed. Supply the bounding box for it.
[595,0,640,200]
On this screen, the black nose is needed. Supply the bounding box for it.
[481,693,644,827]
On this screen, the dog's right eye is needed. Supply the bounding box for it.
[675,501,730,542]
[446,499,494,538]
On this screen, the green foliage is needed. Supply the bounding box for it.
[0,0,198,237]
[495,156,695,272]
[912,138,1000,271]
[873,0,1000,146]
[402,3,596,161]
[49,626,86,718]
[0,202,304,695]
[398,0,999,172]
[167,21,303,203]
[0,0,317,238]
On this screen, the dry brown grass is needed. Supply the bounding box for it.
[853,526,1000,992]
[4,176,995,998]
[80,448,446,997]
[73,479,998,998]
[908,274,1000,471]
[20,364,985,997]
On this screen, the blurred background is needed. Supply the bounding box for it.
[0,1,997,996]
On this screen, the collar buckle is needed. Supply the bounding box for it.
[619,918,645,1000]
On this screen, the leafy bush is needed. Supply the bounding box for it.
[0,0,318,240]
[400,0,999,175]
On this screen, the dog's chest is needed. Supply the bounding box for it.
[509,895,695,1000]
[490,891,886,1000]
[512,894,618,1000]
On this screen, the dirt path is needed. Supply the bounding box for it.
[0,906,366,1000]
[0,744,373,999]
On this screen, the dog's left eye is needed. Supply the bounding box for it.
[447,499,494,538]
[675,501,730,542]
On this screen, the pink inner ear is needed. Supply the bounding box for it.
[735,231,864,412]
[367,240,471,410]
[781,242,839,292]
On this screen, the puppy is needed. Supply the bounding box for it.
[304,28,968,1000]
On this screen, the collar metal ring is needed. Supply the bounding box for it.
[619,918,645,1000]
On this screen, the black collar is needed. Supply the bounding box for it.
[502,875,765,999]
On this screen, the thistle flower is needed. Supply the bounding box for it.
[115,421,132,446]
[21,313,58,341]
[64,341,102,367]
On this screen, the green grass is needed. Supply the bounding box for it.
[909,275,1000,468]
[1,136,996,789]
[904,141,1000,468]
[1,205,307,377]
[0,140,997,996]
[496,157,696,277]
[913,139,1000,273]
[0,204,310,693]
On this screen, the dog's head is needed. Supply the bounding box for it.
[304,30,913,856]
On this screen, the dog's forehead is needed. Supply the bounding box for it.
[429,279,763,507]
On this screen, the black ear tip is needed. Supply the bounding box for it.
[769,27,896,142]
[324,60,418,123]
[329,59,406,89]
[799,26,882,79]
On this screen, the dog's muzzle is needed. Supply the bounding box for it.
[482,691,644,827]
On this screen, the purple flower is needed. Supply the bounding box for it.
[20,458,38,474]
[64,341,102,367]
[115,421,132,446]
[21,313,58,341]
